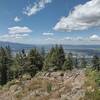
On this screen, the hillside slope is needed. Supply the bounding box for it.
[0,69,85,100]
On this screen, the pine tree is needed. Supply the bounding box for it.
[92,55,100,70]
[80,56,87,68]
[74,57,79,68]
[20,49,28,73]
[14,49,28,77]
[0,46,14,84]
[62,53,73,70]
[41,47,45,59]
[27,48,43,76]
[0,47,8,85]
[58,45,66,69]
[44,45,65,70]
[5,46,13,81]
[44,46,55,70]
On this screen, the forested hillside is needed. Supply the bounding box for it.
[0,45,100,100]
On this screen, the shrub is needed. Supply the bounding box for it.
[84,68,100,100]
[47,83,52,93]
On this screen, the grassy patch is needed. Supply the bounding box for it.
[84,68,100,100]
[47,83,52,93]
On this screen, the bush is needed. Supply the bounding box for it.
[47,83,52,93]
[84,68,100,100]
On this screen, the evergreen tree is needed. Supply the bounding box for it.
[0,46,13,83]
[44,45,65,70]
[14,49,28,77]
[0,47,8,85]
[40,47,45,61]
[5,46,13,81]
[74,57,79,68]
[27,48,43,76]
[92,55,100,70]
[80,56,87,68]
[59,45,66,68]
[43,47,55,70]
[62,53,73,70]
[16,49,26,66]
[20,49,27,72]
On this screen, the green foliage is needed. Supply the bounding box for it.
[0,46,13,85]
[85,89,100,100]
[27,48,43,76]
[1,44,99,87]
[47,83,52,93]
[62,53,73,70]
[0,47,43,85]
[74,57,79,68]
[40,47,45,61]
[4,80,18,89]
[44,45,65,70]
[92,55,100,70]
[84,68,100,100]
[11,49,28,78]
[95,72,100,86]
[80,56,87,68]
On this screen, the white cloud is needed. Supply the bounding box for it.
[89,34,100,41]
[45,37,55,41]
[8,26,32,34]
[54,0,100,31]
[61,37,72,41]
[43,32,54,36]
[75,37,84,41]
[61,36,84,41]
[0,26,32,43]
[0,33,30,44]
[0,33,29,39]
[23,0,52,16]
[61,35,100,42]
[14,16,21,22]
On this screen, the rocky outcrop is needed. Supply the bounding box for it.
[0,69,85,100]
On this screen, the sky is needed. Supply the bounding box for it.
[0,0,100,45]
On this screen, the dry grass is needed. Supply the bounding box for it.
[0,70,86,100]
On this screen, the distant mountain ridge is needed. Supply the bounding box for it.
[0,41,100,53]
[0,41,34,52]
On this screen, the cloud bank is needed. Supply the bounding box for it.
[0,26,32,42]
[8,26,32,34]
[23,0,52,16]
[54,0,100,31]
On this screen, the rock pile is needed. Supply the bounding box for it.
[0,69,85,100]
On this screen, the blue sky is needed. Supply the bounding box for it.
[0,0,100,44]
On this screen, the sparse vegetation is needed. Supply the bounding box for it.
[47,83,52,93]
[0,45,100,100]
[84,68,100,100]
